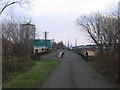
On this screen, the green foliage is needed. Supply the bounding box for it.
[3,60,60,88]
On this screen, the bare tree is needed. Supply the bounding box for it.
[2,15,33,58]
[77,12,118,54]
[2,17,19,58]
[77,9,120,85]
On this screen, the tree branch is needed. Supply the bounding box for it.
[0,1,18,15]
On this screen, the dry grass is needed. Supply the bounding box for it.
[88,53,119,84]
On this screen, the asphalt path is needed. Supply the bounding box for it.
[41,49,116,88]
[40,50,62,60]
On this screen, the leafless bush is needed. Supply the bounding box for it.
[92,53,118,84]
[2,15,32,58]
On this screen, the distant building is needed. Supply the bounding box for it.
[20,23,35,42]
[31,39,53,53]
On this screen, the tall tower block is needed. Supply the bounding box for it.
[20,22,35,41]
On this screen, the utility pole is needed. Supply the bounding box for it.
[43,31,49,50]
[67,40,70,48]
[75,39,77,47]
[65,41,67,48]
[52,39,55,48]
[69,41,73,49]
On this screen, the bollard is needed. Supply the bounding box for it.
[58,52,64,58]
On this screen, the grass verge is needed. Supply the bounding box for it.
[3,60,60,88]
[3,57,35,83]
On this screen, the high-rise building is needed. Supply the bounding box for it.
[20,22,35,41]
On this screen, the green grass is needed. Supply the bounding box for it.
[3,60,60,88]
[3,57,35,83]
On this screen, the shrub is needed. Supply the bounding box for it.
[2,57,35,83]
[91,53,118,84]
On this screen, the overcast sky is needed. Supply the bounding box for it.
[2,0,120,46]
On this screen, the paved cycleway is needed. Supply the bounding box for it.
[41,50,116,88]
